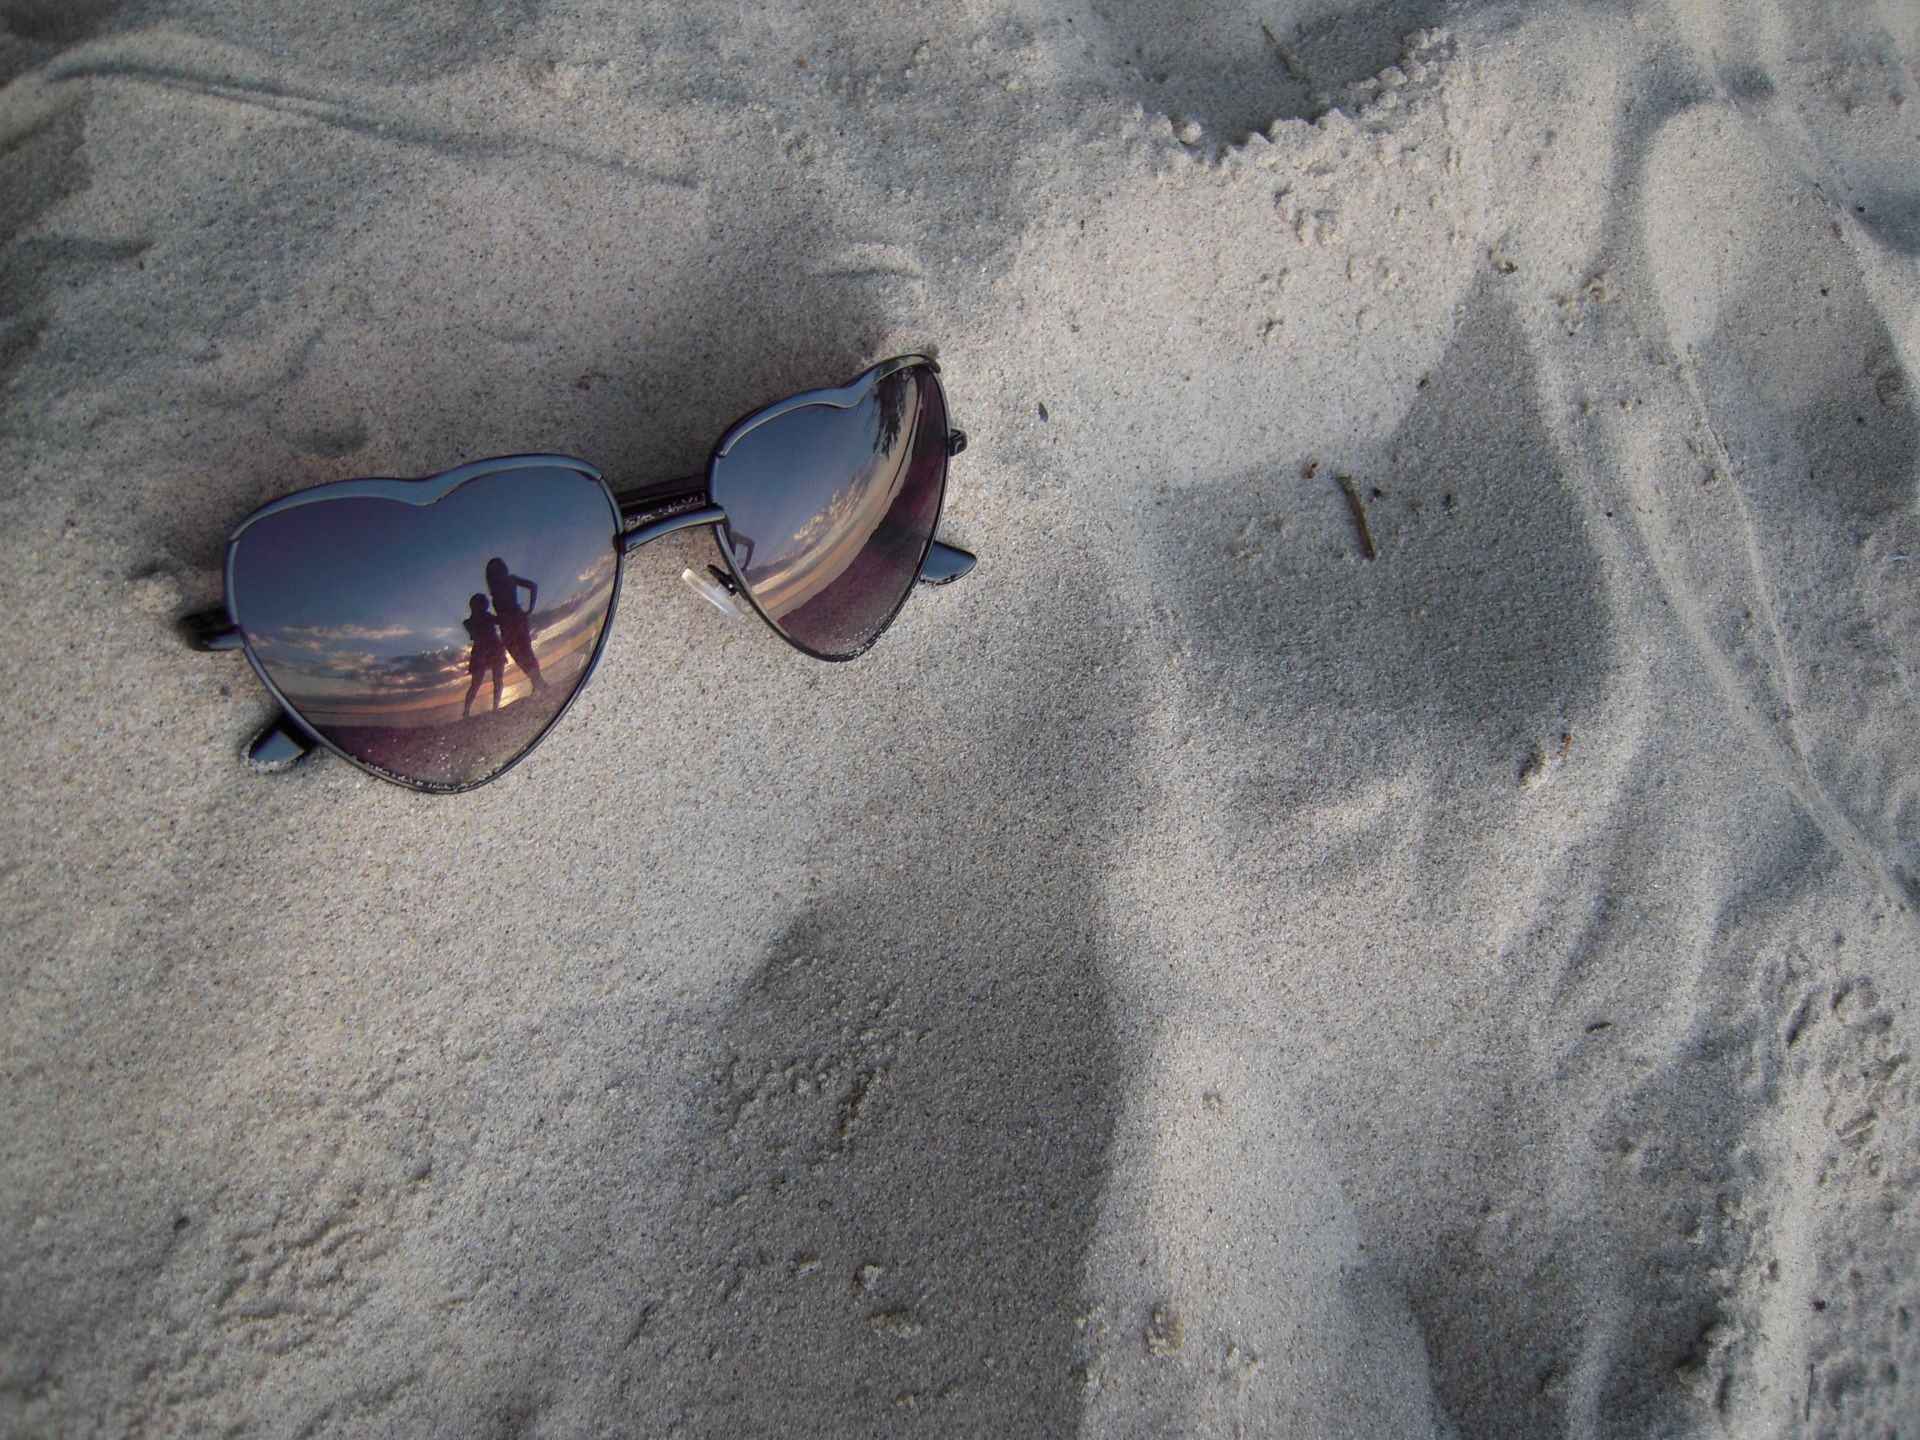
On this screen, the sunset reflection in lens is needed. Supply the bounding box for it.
[230,465,619,789]
[712,365,948,659]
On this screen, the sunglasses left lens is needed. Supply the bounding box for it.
[229,464,620,790]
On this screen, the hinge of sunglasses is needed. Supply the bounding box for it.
[682,564,747,619]
[947,429,968,456]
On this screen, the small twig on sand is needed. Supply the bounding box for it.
[1334,474,1377,560]
[1261,22,1312,90]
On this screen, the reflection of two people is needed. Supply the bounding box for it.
[462,557,547,719]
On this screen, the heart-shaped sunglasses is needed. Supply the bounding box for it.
[181,355,973,792]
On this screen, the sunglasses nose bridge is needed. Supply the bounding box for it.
[617,503,727,556]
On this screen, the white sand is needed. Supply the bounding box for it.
[2,0,1916,1434]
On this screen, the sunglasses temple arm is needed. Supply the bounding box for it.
[919,541,976,585]
[176,608,319,768]
[179,606,242,651]
[246,714,317,768]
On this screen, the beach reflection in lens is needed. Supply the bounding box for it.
[230,465,619,789]
[712,364,948,658]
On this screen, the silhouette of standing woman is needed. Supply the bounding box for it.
[462,594,506,718]
[485,556,547,691]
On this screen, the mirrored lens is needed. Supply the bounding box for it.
[229,465,620,790]
[711,364,948,659]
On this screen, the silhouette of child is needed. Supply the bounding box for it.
[463,594,506,717]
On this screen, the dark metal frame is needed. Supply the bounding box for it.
[181,356,975,793]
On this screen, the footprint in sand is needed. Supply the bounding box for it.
[1080,0,1462,141]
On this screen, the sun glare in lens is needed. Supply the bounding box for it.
[230,466,619,789]
[713,365,947,658]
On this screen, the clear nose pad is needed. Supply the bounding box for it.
[681,565,748,619]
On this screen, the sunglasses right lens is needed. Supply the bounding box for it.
[228,464,620,790]
[710,362,949,659]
